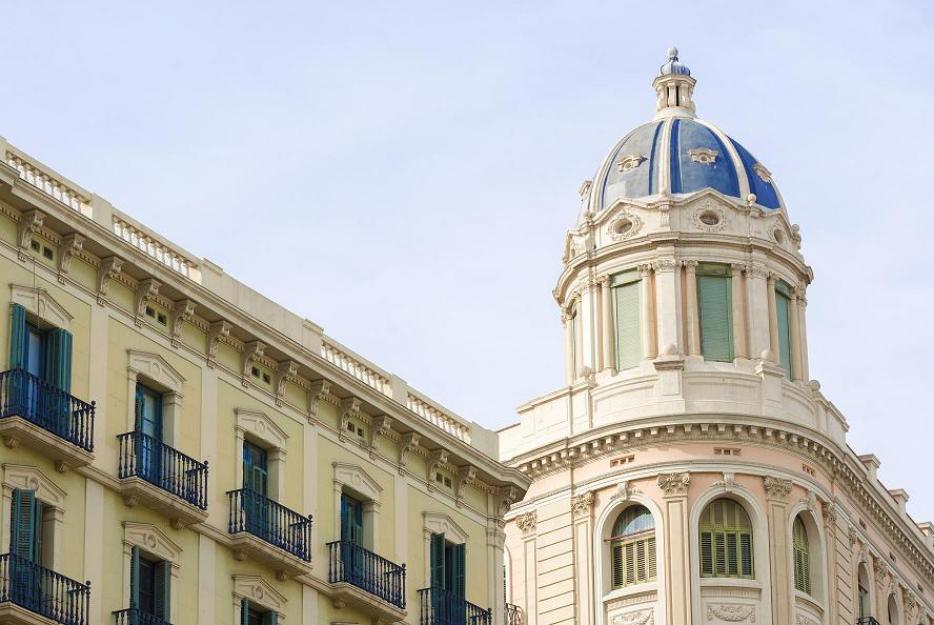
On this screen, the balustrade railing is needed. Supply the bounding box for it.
[6,152,90,214]
[326,540,406,609]
[0,368,95,452]
[505,603,523,625]
[112,217,199,281]
[113,608,172,625]
[0,553,91,625]
[117,431,208,509]
[407,393,471,443]
[227,488,312,562]
[418,587,491,625]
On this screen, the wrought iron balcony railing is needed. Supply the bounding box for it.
[505,602,524,625]
[418,587,491,625]
[0,368,94,451]
[0,552,91,625]
[118,431,208,510]
[327,540,406,609]
[113,607,172,625]
[856,618,881,625]
[227,488,312,562]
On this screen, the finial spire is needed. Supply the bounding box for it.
[652,47,696,118]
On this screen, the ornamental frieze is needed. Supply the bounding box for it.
[706,603,756,622]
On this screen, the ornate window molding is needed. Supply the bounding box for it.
[688,147,718,164]
[1,464,67,567]
[122,522,182,624]
[616,154,647,173]
[423,512,469,588]
[126,350,185,444]
[607,212,644,241]
[753,162,772,183]
[231,575,287,623]
[235,408,288,500]
[332,462,382,549]
[10,284,73,331]
[692,205,727,232]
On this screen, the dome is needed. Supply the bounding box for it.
[587,50,784,214]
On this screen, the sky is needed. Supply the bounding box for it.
[2,1,933,520]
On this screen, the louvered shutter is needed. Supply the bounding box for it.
[130,546,141,609]
[700,531,713,576]
[739,533,753,577]
[45,329,72,393]
[154,560,170,619]
[452,543,466,600]
[714,532,726,576]
[647,536,657,580]
[430,533,445,590]
[10,489,38,561]
[9,304,27,369]
[611,544,624,587]
[776,290,792,379]
[697,274,733,362]
[241,599,250,625]
[614,281,642,369]
[264,611,278,625]
[624,542,635,585]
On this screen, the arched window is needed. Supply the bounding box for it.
[887,593,899,625]
[792,516,811,593]
[857,562,871,618]
[699,499,753,579]
[610,505,656,588]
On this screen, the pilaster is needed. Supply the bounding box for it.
[745,263,771,359]
[659,473,691,625]
[683,261,700,356]
[730,263,748,359]
[764,477,793,625]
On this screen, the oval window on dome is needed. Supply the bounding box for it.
[699,211,720,226]
[613,219,633,236]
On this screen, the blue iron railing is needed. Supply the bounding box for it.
[117,431,208,510]
[113,607,172,625]
[418,587,491,625]
[327,540,406,609]
[856,619,881,625]
[505,603,523,625]
[0,368,94,452]
[227,488,312,562]
[0,553,91,625]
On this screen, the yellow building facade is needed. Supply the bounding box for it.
[0,135,528,625]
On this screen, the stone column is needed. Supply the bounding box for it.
[640,264,658,359]
[659,473,691,625]
[766,274,780,361]
[821,503,839,625]
[571,493,595,625]
[796,287,810,382]
[731,264,748,359]
[745,263,771,359]
[563,310,574,384]
[683,261,700,356]
[600,277,615,372]
[764,477,793,625]
[487,523,506,625]
[789,289,803,381]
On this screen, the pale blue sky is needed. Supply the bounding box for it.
[4,2,933,520]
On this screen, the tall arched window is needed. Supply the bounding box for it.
[610,505,656,588]
[887,593,899,625]
[699,499,754,579]
[792,516,811,593]
[857,562,871,618]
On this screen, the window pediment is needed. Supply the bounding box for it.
[333,462,382,502]
[11,285,72,331]
[128,350,185,394]
[123,521,182,563]
[424,512,468,544]
[2,464,66,507]
[236,408,288,451]
[233,574,287,613]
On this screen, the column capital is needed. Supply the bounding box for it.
[650,259,677,273]
[745,263,769,279]
[681,260,699,270]
[730,263,745,275]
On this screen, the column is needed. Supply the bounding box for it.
[766,274,780,361]
[731,264,748,359]
[84,480,104,625]
[394,472,408,566]
[641,264,659,358]
[660,474,691,625]
[821,505,839,625]
[523,526,538,625]
[487,523,506,625]
[789,290,803,381]
[563,310,574,384]
[600,278,614,371]
[572,494,595,625]
[683,261,700,356]
[88,303,111,470]
[796,287,810,381]
[198,535,216,624]
[201,369,221,527]
[765,478,792,625]
[745,263,772,359]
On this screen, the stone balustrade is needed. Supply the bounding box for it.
[407,391,471,443]
[320,339,392,397]
[6,150,90,215]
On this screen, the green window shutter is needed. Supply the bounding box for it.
[130,545,141,609]
[611,544,624,587]
[10,489,38,561]
[452,543,466,600]
[697,274,733,362]
[700,531,713,576]
[739,533,753,577]
[647,536,657,580]
[775,290,792,379]
[154,560,171,619]
[240,599,250,625]
[430,533,445,590]
[9,304,27,369]
[613,281,642,369]
[45,329,73,393]
[264,611,278,625]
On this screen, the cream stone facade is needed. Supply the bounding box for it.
[0,119,528,623]
[499,51,934,625]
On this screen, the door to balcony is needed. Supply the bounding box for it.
[135,385,163,485]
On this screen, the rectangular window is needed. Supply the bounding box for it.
[697,264,734,362]
[241,599,277,625]
[135,384,164,483]
[10,489,47,563]
[612,272,642,370]
[9,304,73,393]
[775,282,793,379]
[130,546,170,620]
[340,493,364,545]
[242,441,268,496]
[430,533,466,599]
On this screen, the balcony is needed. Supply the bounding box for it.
[0,369,94,469]
[418,588,491,625]
[117,431,208,527]
[856,619,881,625]
[505,603,524,625]
[112,608,171,625]
[326,540,406,620]
[226,488,312,579]
[0,553,91,625]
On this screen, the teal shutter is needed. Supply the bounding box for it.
[9,304,27,369]
[452,543,466,600]
[430,533,445,589]
[45,329,73,392]
[775,290,792,379]
[10,489,38,560]
[130,546,141,609]
[154,560,170,619]
[697,274,733,362]
[613,281,642,369]
[240,599,250,625]
[264,612,278,625]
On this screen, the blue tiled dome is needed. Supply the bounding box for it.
[594,117,783,212]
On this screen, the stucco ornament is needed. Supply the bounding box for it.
[688,147,718,164]
[795,615,818,625]
[571,491,595,517]
[516,511,537,535]
[692,204,727,232]
[762,476,793,500]
[616,154,646,172]
[611,608,653,625]
[706,603,756,622]
[657,472,690,496]
[607,211,643,241]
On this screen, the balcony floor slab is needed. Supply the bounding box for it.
[0,417,92,470]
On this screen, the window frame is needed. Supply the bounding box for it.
[695,263,735,362]
[609,505,657,589]
[611,271,642,370]
[792,515,811,594]
[698,498,754,580]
